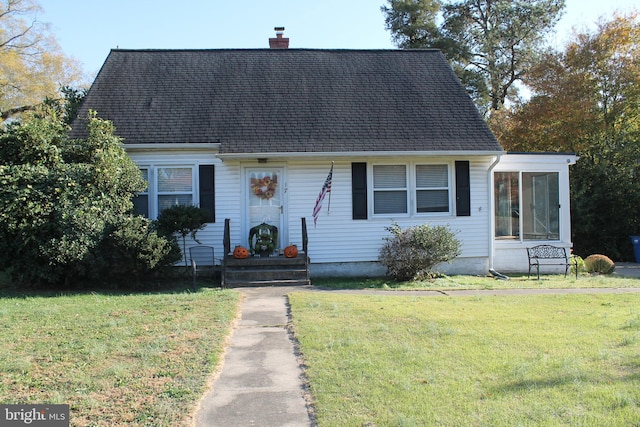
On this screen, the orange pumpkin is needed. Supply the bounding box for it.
[283,245,298,258]
[233,246,249,259]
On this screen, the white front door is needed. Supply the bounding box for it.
[245,167,285,251]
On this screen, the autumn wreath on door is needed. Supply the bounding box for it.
[251,175,278,200]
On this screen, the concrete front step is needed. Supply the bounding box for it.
[225,279,311,287]
[225,269,307,280]
[225,255,307,267]
[222,253,310,288]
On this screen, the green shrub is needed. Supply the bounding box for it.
[95,216,181,282]
[379,223,461,281]
[155,205,210,268]
[0,110,150,287]
[584,254,615,274]
[571,255,585,277]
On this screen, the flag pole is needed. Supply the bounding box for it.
[312,161,334,227]
[327,161,334,214]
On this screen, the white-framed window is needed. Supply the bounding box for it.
[133,165,196,219]
[371,163,452,216]
[157,167,194,212]
[416,164,449,213]
[494,171,559,241]
[373,164,408,214]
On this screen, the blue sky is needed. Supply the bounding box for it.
[41,0,638,78]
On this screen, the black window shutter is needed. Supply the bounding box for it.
[199,165,215,223]
[455,161,471,217]
[352,162,368,220]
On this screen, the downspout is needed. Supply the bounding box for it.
[487,154,503,270]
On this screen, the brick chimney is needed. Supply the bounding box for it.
[269,27,289,49]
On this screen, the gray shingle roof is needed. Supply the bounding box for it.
[70,49,503,154]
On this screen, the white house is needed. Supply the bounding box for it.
[70,34,576,278]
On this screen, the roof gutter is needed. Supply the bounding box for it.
[216,150,505,160]
[123,143,221,152]
[487,153,503,270]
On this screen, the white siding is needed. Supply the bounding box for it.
[212,160,242,252]
[125,151,576,275]
[461,159,491,257]
[286,157,494,265]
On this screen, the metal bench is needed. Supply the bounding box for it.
[526,244,578,279]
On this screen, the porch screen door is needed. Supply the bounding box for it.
[246,168,284,249]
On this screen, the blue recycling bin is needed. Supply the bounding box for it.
[631,236,640,263]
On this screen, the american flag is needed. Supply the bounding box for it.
[312,163,333,226]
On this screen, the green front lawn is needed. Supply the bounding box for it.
[1,272,638,426]
[311,271,640,290]
[290,291,640,426]
[0,287,239,426]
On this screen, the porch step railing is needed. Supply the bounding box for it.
[221,218,310,287]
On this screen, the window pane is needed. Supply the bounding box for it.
[133,168,149,217]
[373,165,406,188]
[522,172,559,240]
[374,190,407,214]
[158,194,193,212]
[417,190,449,212]
[158,167,192,192]
[132,195,149,217]
[495,172,519,238]
[416,164,448,187]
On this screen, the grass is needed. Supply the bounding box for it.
[311,271,640,290]
[1,271,637,426]
[289,291,640,426]
[0,285,239,426]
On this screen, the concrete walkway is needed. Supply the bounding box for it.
[194,266,639,426]
[615,262,640,278]
[194,287,313,427]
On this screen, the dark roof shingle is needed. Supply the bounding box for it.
[70,49,503,154]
